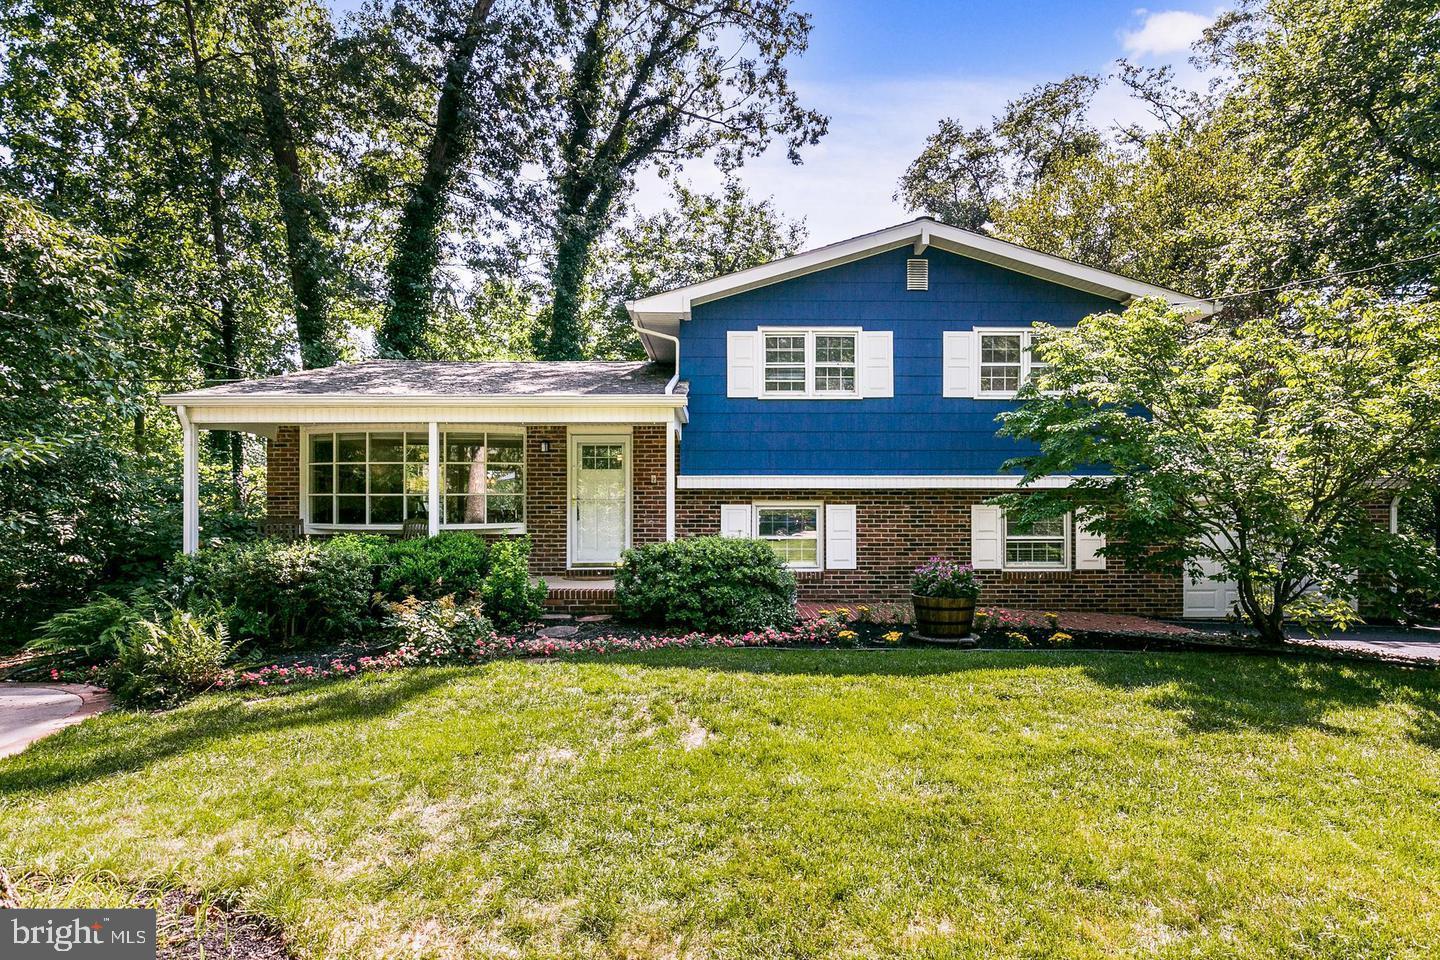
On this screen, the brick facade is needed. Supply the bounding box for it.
[631,424,669,550]
[525,426,569,575]
[266,426,301,524]
[676,487,1183,616]
[264,424,1184,615]
[267,423,669,578]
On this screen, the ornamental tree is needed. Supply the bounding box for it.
[998,293,1440,643]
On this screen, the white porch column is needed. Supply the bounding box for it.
[665,421,676,541]
[179,405,200,553]
[427,420,441,536]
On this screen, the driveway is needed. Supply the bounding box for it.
[1180,621,1440,664]
[0,684,111,758]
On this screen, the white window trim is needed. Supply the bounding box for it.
[975,328,1049,400]
[1002,510,1071,571]
[759,327,861,400]
[300,425,527,534]
[753,501,824,571]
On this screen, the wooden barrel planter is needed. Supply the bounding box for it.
[911,594,976,638]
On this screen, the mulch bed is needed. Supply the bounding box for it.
[149,890,290,960]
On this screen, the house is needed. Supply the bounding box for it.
[164,217,1248,617]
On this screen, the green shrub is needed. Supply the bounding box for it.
[333,533,545,629]
[370,533,492,603]
[165,540,372,649]
[108,605,232,708]
[25,591,152,670]
[478,538,547,628]
[615,537,797,632]
[386,595,496,664]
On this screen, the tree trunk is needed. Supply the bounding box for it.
[246,11,335,370]
[378,0,497,359]
[180,0,243,503]
[536,200,605,360]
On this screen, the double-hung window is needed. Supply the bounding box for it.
[977,329,1050,398]
[755,504,822,569]
[1004,513,1069,569]
[761,329,858,398]
[306,429,523,529]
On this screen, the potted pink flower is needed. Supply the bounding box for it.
[911,558,980,638]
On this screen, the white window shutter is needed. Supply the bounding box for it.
[858,331,893,398]
[971,504,1003,570]
[726,331,761,397]
[1074,509,1107,570]
[825,504,857,569]
[720,504,752,538]
[943,331,976,397]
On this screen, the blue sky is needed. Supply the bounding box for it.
[332,1,1224,245]
[652,1,1224,243]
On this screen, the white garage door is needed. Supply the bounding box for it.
[1183,556,1239,619]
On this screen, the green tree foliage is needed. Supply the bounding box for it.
[376,0,552,358]
[586,177,807,357]
[0,196,159,638]
[999,294,1440,642]
[531,0,827,360]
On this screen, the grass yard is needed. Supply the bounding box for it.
[3,650,1440,959]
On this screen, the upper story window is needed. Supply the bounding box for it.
[976,329,1049,398]
[761,329,858,398]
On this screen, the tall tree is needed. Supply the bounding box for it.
[532,0,827,360]
[377,0,497,358]
[178,0,246,500]
[897,75,1102,234]
[242,0,339,369]
[372,0,550,358]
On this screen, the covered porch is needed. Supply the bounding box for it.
[161,361,687,578]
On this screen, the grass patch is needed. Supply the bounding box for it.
[4,649,1440,958]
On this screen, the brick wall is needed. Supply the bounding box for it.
[675,487,1183,616]
[632,424,668,549]
[266,426,301,524]
[526,426,569,575]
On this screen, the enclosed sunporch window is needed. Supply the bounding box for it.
[306,429,523,528]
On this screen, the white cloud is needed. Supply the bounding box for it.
[1121,9,1211,58]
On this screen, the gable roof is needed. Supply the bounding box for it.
[627,217,1217,359]
[162,360,681,405]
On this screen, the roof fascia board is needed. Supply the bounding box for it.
[627,219,1216,321]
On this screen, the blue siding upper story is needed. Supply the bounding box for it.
[679,246,1121,476]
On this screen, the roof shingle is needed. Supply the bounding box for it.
[171,360,678,399]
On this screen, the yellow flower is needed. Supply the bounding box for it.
[837,630,858,639]
[882,630,904,644]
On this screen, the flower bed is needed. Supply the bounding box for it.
[216,620,840,691]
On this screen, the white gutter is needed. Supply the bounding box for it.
[631,315,680,394]
[158,392,688,408]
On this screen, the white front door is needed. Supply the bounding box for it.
[570,434,630,565]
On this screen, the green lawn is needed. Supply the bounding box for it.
[4,650,1440,959]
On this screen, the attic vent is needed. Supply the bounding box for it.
[906,258,929,291]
